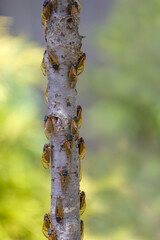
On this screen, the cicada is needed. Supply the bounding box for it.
[45,84,48,104]
[77,53,86,76]
[42,213,51,238]
[69,62,78,88]
[49,54,60,72]
[42,144,50,170]
[55,197,63,223]
[41,50,47,76]
[80,191,86,216]
[81,220,84,240]
[78,137,86,161]
[60,168,69,193]
[48,228,57,240]
[70,0,81,18]
[48,47,59,65]
[71,116,79,136]
[77,105,82,128]
[79,159,82,182]
[42,0,51,22]
[44,115,53,140]
[65,134,73,161]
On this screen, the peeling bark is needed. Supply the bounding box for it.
[42,0,83,239]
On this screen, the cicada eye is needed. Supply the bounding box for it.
[73,62,78,70]
[56,214,62,223]
[44,213,48,220]
[62,169,68,176]
[48,228,52,236]
[43,0,49,7]
[73,1,78,9]
[66,134,73,142]
[44,115,49,123]
[43,144,48,152]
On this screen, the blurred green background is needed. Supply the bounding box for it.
[1,0,160,239]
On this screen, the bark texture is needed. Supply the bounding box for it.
[43,0,82,239]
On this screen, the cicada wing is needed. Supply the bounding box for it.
[81,220,84,240]
[77,56,85,76]
[44,118,53,140]
[42,225,49,238]
[71,120,79,136]
[41,53,47,76]
[45,85,48,104]
[61,174,69,193]
[42,149,50,169]
[69,66,77,88]
[65,140,72,161]
[55,198,63,219]
[80,199,86,216]
[79,142,86,161]
[41,14,46,26]
[41,159,50,170]
[77,111,82,129]
[42,215,50,238]
[48,47,59,66]
[79,159,82,182]
[42,4,51,21]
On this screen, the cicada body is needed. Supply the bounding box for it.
[49,54,60,72]
[65,134,73,161]
[77,105,82,128]
[71,116,79,136]
[79,159,82,182]
[42,144,50,169]
[55,197,63,223]
[78,137,86,161]
[42,213,51,238]
[77,53,86,76]
[69,63,78,88]
[80,191,86,216]
[45,84,48,104]
[60,168,69,193]
[44,115,53,140]
[48,228,57,240]
[41,51,47,76]
[81,220,84,240]
[42,0,51,22]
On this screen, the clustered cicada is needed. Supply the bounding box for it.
[60,168,70,193]
[42,213,51,238]
[55,197,63,223]
[42,144,50,169]
[69,52,86,88]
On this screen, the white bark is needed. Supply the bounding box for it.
[44,0,82,239]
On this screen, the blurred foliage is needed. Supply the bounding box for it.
[0,17,50,240]
[80,0,160,239]
[1,0,160,239]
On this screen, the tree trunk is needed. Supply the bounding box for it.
[42,0,82,239]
